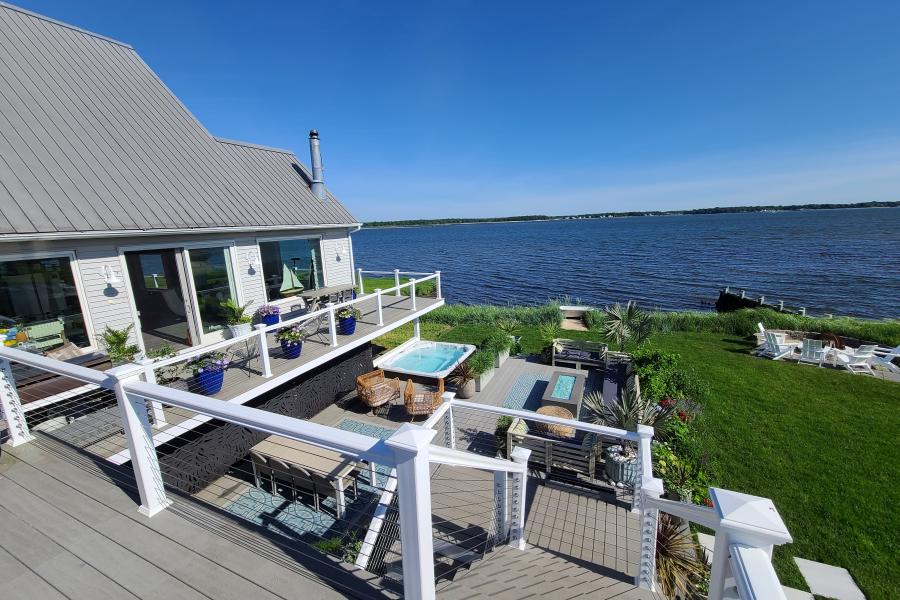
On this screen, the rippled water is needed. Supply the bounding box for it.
[353,208,900,319]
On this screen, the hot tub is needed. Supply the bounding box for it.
[376,340,476,379]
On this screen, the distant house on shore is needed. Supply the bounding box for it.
[0,3,359,358]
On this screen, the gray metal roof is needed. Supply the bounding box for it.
[0,3,357,236]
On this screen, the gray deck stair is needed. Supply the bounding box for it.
[436,545,657,599]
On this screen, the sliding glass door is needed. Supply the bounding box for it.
[125,245,239,351]
[185,246,238,343]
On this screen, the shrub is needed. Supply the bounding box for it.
[583,309,604,331]
[494,415,513,457]
[632,349,707,404]
[649,308,900,346]
[467,350,495,376]
[423,302,561,327]
[481,331,513,355]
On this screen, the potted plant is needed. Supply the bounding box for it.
[98,325,140,365]
[275,325,306,359]
[256,304,280,326]
[187,351,229,395]
[220,298,253,338]
[604,444,638,486]
[447,361,476,399]
[337,307,361,335]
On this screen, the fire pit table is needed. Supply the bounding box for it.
[541,371,586,419]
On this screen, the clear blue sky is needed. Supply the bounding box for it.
[14,1,900,221]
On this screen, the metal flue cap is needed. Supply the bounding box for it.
[309,129,319,139]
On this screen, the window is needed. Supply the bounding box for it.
[259,238,324,300]
[188,246,237,335]
[137,253,169,289]
[0,255,89,350]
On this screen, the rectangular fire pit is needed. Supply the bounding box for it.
[541,371,587,418]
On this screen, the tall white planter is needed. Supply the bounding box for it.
[475,365,496,392]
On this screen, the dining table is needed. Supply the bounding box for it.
[251,435,375,519]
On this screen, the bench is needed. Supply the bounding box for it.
[551,339,607,370]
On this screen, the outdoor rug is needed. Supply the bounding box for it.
[502,373,548,412]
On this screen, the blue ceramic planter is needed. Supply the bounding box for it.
[338,316,357,335]
[281,340,302,359]
[194,369,225,395]
[262,314,280,326]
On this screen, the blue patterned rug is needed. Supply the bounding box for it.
[221,418,396,541]
[503,373,548,412]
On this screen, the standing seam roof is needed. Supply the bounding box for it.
[0,3,358,235]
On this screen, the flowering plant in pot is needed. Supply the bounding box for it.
[187,351,229,395]
[275,325,306,359]
[336,307,361,335]
[447,361,476,399]
[256,304,280,326]
[221,298,253,338]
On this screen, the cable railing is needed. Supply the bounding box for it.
[0,336,794,600]
[356,268,442,299]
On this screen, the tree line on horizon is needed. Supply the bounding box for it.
[362,200,899,228]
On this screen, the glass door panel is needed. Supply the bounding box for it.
[186,246,237,340]
[125,249,193,352]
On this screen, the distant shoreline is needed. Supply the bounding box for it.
[361,201,899,229]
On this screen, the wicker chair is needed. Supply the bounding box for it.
[403,378,444,420]
[356,369,401,415]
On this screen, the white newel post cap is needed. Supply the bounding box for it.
[105,363,145,381]
[385,423,437,454]
[636,424,654,440]
[710,488,793,547]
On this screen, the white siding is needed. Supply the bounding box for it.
[0,227,355,353]
[321,229,354,286]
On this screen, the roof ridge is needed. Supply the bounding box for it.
[0,2,133,49]
[215,137,296,156]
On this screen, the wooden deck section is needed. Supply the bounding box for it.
[0,437,394,600]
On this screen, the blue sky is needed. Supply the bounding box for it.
[15,1,900,221]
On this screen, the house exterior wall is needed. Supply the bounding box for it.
[0,227,356,352]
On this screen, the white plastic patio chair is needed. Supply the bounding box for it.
[797,339,826,367]
[870,345,900,376]
[763,331,797,360]
[836,345,877,375]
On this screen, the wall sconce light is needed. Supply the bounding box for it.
[102,264,121,285]
[246,250,259,270]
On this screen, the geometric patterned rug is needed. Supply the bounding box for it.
[502,373,548,411]
[221,418,396,541]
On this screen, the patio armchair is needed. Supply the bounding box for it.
[836,345,877,375]
[797,338,826,367]
[403,378,444,420]
[301,307,329,345]
[249,450,274,490]
[870,345,900,375]
[762,331,797,360]
[357,369,401,414]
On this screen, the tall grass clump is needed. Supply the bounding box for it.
[423,302,562,327]
[583,309,605,331]
[650,308,900,346]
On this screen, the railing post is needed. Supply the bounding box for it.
[410,278,417,311]
[635,477,664,592]
[707,488,793,600]
[494,469,509,544]
[394,269,401,296]
[0,358,34,447]
[441,394,456,449]
[375,289,384,326]
[508,446,531,550]
[138,358,167,428]
[254,324,272,377]
[435,270,442,299]
[633,425,654,513]
[108,365,172,518]
[357,268,365,295]
[385,424,438,600]
[327,303,339,347]
[413,317,421,339]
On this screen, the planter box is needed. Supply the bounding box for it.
[495,347,509,369]
[475,365,495,392]
[604,445,637,486]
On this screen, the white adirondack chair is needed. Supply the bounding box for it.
[870,345,900,375]
[763,331,797,360]
[797,339,826,367]
[836,345,877,375]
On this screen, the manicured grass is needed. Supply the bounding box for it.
[647,332,900,598]
[374,321,899,596]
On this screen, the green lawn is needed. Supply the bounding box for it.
[647,332,899,598]
[374,323,900,597]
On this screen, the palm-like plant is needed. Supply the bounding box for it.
[581,382,675,435]
[655,513,709,599]
[602,300,652,352]
[496,317,520,334]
